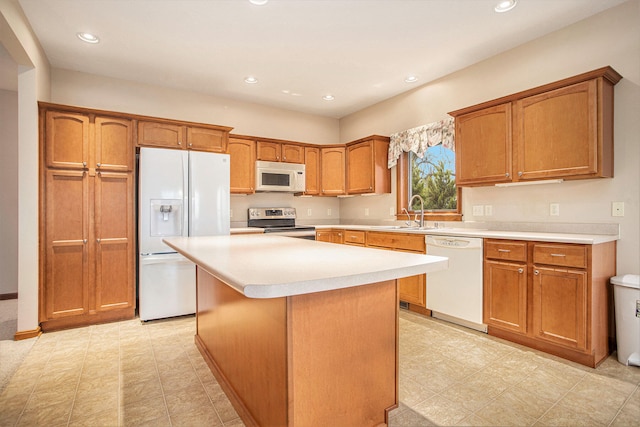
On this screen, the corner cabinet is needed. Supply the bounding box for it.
[138,120,232,153]
[450,66,622,186]
[228,136,256,194]
[484,238,616,367]
[320,146,346,196]
[39,104,136,331]
[346,135,391,194]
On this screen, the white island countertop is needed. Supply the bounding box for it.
[164,235,448,299]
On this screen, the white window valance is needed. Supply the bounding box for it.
[387,117,455,168]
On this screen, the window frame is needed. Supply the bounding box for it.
[395,151,462,222]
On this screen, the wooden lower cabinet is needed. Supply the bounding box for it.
[484,260,527,334]
[317,229,428,309]
[484,239,616,367]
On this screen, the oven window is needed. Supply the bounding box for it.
[262,172,290,186]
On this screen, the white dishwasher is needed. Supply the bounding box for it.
[425,235,486,332]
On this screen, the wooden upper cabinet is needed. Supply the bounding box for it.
[304,146,320,195]
[256,140,304,163]
[45,111,90,170]
[450,66,621,186]
[186,126,228,152]
[256,140,280,161]
[320,146,345,195]
[455,103,512,185]
[282,144,304,163]
[138,121,184,149]
[229,136,256,194]
[138,121,231,152]
[95,117,133,172]
[514,80,602,180]
[346,136,391,194]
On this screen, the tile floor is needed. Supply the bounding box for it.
[1,310,639,427]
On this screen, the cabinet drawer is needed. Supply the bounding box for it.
[343,230,365,246]
[533,244,587,269]
[366,232,425,253]
[485,240,527,262]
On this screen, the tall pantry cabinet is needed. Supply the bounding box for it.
[39,104,135,331]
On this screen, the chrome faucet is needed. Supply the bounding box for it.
[408,194,425,228]
[401,208,412,227]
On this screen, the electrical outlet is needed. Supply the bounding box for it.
[484,205,493,216]
[550,203,560,216]
[472,205,484,216]
[612,201,625,217]
[327,208,332,216]
[230,209,233,218]
[307,208,312,216]
[364,208,370,216]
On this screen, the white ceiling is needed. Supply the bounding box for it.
[11,0,627,118]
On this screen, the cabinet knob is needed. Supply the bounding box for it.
[96,163,101,168]
[518,171,523,177]
[189,143,193,147]
[83,161,87,167]
[505,172,510,178]
[178,141,182,145]
[83,239,87,244]
[518,268,524,274]
[96,238,101,243]
[534,270,540,275]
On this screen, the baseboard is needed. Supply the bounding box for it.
[14,327,42,341]
[0,293,18,300]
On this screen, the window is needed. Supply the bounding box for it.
[396,148,462,221]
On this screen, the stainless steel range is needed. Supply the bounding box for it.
[248,207,316,240]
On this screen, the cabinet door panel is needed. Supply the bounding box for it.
[347,141,373,194]
[320,147,345,195]
[138,121,184,148]
[456,103,512,185]
[256,141,281,162]
[45,111,90,169]
[484,260,527,333]
[304,147,320,195]
[515,80,597,180]
[282,144,304,163]
[95,117,133,171]
[399,274,425,306]
[94,172,134,311]
[44,170,89,318]
[229,138,256,194]
[187,126,227,152]
[532,267,587,351]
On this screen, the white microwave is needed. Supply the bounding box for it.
[255,160,306,192]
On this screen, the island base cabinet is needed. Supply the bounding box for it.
[195,267,398,427]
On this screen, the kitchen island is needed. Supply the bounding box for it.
[163,235,448,427]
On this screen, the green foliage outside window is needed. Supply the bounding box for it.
[409,146,457,211]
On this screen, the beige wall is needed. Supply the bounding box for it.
[339,0,640,274]
[0,89,18,295]
[1,0,51,332]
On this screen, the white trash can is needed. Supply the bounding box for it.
[611,274,640,366]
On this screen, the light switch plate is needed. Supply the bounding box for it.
[484,205,493,216]
[327,208,332,216]
[612,202,625,217]
[550,203,560,216]
[307,208,312,216]
[364,208,370,216]
[472,205,484,216]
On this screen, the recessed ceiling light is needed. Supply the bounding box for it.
[494,0,517,13]
[322,95,335,101]
[77,32,100,44]
[244,76,258,84]
[249,0,268,5]
[404,75,418,83]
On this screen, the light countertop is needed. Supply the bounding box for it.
[315,225,618,245]
[163,235,448,299]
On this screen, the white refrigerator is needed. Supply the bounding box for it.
[138,147,230,321]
